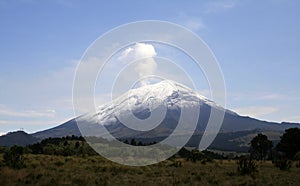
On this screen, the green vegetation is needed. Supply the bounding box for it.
[1,154,300,185]
[272,158,292,171]
[276,128,300,158]
[27,135,97,156]
[249,133,273,160]
[3,145,25,169]
[0,128,300,185]
[236,156,257,175]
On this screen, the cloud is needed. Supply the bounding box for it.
[184,19,205,32]
[173,1,238,32]
[175,13,206,32]
[197,89,211,99]
[229,92,293,101]
[118,43,157,86]
[281,116,300,123]
[0,105,56,118]
[0,132,6,136]
[73,93,112,114]
[256,93,287,100]
[0,119,67,126]
[233,106,278,118]
[204,0,236,14]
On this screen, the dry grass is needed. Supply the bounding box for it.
[0,154,300,185]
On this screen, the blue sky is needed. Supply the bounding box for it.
[0,0,300,134]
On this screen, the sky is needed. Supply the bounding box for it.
[0,0,300,135]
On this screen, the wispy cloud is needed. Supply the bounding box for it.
[280,116,300,123]
[0,105,56,118]
[0,0,77,9]
[0,119,68,126]
[175,13,206,32]
[184,19,206,32]
[197,89,211,99]
[233,106,278,118]
[204,0,237,14]
[174,1,238,32]
[256,93,288,100]
[229,92,295,101]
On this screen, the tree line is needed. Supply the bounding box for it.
[241,127,300,172]
[1,127,300,170]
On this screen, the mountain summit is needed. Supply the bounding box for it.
[80,80,224,128]
[74,80,229,138]
[32,80,299,146]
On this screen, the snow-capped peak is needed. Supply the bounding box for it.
[85,80,220,126]
[113,80,212,105]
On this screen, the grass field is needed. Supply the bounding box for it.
[0,154,300,186]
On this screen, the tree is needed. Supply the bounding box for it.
[276,128,300,158]
[130,139,136,146]
[188,149,205,162]
[63,141,69,146]
[75,141,80,149]
[249,133,273,160]
[3,145,25,169]
[43,144,56,155]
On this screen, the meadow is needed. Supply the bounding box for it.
[1,153,300,186]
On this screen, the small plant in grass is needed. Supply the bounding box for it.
[170,160,182,167]
[226,171,235,177]
[236,156,257,175]
[188,149,205,163]
[272,158,292,170]
[54,161,64,167]
[296,161,300,168]
[294,151,300,168]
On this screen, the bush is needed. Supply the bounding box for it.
[0,146,8,153]
[294,151,300,168]
[276,128,300,159]
[294,151,300,160]
[237,156,257,175]
[273,158,292,170]
[3,145,25,169]
[249,133,273,160]
[295,161,300,168]
[188,149,205,162]
[170,160,182,167]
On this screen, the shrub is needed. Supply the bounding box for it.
[226,171,235,177]
[294,151,300,160]
[170,160,182,167]
[188,149,205,162]
[236,156,257,175]
[54,161,64,167]
[295,161,300,168]
[272,158,292,170]
[0,146,8,153]
[294,151,300,168]
[249,133,273,160]
[276,128,300,159]
[3,145,25,169]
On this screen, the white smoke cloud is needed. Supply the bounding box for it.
[118,43,157,86]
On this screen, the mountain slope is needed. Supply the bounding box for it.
[33,119,81,139]
[0,131,39,147]
[32,80,299,144]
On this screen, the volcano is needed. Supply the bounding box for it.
[32,80,299,150]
